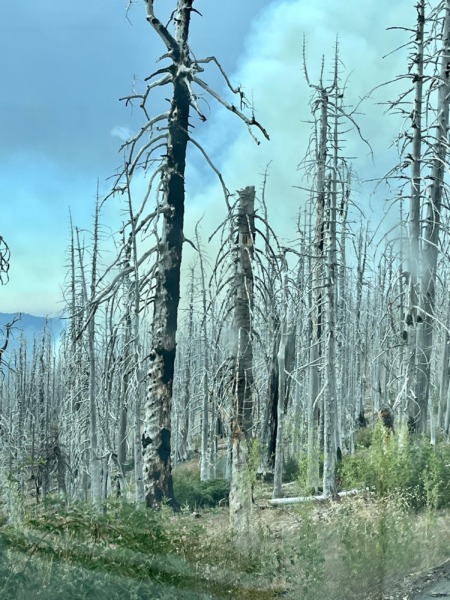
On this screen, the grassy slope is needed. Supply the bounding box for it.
[1,431,449,600]
[0,493,449,600]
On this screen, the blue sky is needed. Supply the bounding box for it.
[0,0,412,316]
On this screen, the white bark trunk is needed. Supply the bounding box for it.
[229,431,252,532]
[405,0,425,424]
[272,278,288,499]
[415,0,450,433]
[229,186,255,532]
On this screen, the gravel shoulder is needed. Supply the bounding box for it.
[389,559,450,600]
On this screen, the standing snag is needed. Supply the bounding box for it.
[229,186,256,532]
[115,1,268,508]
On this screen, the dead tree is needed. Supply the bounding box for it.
[383,0,450,433]
[76,206,102,507]
[301,41,370,495]
[415,0,450,432]
[0,315,19,370]
[404,0,425,424]
[115,1,268,508]
[302,50,337,497]
[0,236,10,286]
[272,266,288,500]
[229,186,256,532]
[194,225,213,481]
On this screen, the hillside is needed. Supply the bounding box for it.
[0,312,65,356]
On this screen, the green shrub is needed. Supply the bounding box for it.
[283,455,301,483]
[339,424,450,510]
[354,425,373,449]
[173,469,230,509]
[330,494,417,599]
[423,443,450,509]
[286,504,325,597]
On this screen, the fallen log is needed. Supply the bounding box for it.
[270,488,370,505]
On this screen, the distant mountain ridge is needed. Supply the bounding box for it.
[0,312,65,355]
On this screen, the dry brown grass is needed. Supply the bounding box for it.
[190,490,450,600]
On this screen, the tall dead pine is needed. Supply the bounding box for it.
[404,0,425,423]
[416,0,450,432]
[229,186,255,532]
[116,0,267,508]
[142,0,193,508]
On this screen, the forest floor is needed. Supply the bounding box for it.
[0,497,449,599]
[1,464,449,600]
[193,482,450,600]
[171,457,450,599]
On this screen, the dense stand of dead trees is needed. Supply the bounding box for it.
[2,0,450,531]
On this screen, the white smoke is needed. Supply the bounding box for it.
[183,0,413,261]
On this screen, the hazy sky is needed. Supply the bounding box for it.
[0,0,413,316]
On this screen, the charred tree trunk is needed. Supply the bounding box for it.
[405,0,425,426]
[143,1,193,508]
[323,71,340,497]
[133,0,267,507]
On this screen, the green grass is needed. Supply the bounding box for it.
[2,492,448,600]
[1,435,449,600]
[0,500,279,600]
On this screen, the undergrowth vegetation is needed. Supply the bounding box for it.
[0,500,281,600]
[0,494,448,600]
[338,424,450,510]
[173,469,230,510]
[318,497,449,599]
[0,428,449,599]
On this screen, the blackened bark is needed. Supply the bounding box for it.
[266,356,279,469]
[143,0,193,508]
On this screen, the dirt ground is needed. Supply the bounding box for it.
[388,559,450,600]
